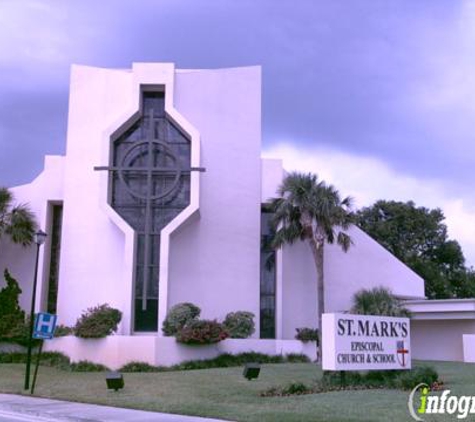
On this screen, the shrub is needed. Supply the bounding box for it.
[3,316,41,347]
[295,327,319,344]
[74,304,122,338]
[393,366,439,390]
[261,381,316,397]
[286,353,311,363]
[54,325,73,337]
[175,319,228,345]
[118,353,305,372]
[70,360,110,372]
[162,302,201,336]
[351,286,410,317]
[0,269,26,344]
[38,352,71,370]
[120,361,162,372]
[223,311,255,339]
[321,366,439,390]
[283,381,314,395]
[0,351,70,370]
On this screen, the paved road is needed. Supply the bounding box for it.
[0,409,60,421]
[0,394,232,422]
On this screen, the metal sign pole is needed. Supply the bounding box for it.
[30,340,44,395]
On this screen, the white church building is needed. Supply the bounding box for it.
[2,63,474,368]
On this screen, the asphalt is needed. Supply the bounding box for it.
[0,394,232,422]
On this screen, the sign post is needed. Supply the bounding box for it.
[322,313,411,371]
[30,312,57,394]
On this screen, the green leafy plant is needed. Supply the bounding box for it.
[351,287,411,317]
[295,327,319,344]
[0,187,37,248]
[0,269,26,344]
[162,302,201,336]
[261,381,316,397]
[120,361,163,372]
[0,351,70,369]
[223,311,255,339]
[393,366,439,390]
[321,366,439,390]
[286,353,311,363]
[74,304,122,338]
[262,365,440,397]
[175,319,228,345]
[70,360,110,372]
[54,325,73,337]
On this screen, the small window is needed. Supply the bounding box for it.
[260,208,276,339]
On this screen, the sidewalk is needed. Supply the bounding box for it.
[0,394,232,422]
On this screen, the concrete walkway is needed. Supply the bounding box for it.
[0,394,232,422]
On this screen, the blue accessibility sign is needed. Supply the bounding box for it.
[33,312,57,340]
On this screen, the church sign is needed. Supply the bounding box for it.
[322,313,411,371]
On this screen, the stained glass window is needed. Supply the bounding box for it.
[108,91,191,332]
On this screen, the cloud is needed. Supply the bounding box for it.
[263,142,475,267]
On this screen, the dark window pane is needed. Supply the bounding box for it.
[47,204,63,314]
[260,208,276,339]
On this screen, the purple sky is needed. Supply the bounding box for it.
[1,0,475,263]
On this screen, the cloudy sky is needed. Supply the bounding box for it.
[1,0,475,264]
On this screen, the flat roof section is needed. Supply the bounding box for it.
[404,299,475,320]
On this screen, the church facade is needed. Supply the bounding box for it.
[0,63,429,367]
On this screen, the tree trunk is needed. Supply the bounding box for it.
[309,238,324,362]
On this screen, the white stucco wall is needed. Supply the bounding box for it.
[56,65,136,331]
[281,242,318,339]
[324,226,425,312]
[411,320,475,362]
[44,336,315,369]
[0,155,65,311]
[167,67,262,330]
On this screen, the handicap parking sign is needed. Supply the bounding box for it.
[33,313,57,340]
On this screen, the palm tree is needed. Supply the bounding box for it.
[0,187,36,248]
[269,172,353,360]
[351,287,410,317]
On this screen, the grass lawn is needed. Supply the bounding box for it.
[1,360,474,421]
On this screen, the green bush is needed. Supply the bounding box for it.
[0,350,310,373]
[38,352,71,370]
[74,304,122,338]
[117,353,306,372]
[321,366,439,390]
[120,361,163,372]
[286,353,311,363]
[295,327,319,344]
[393,366,439,390]
[261,381,316,397]
[0,269,26,344]
[162,302,201,336]
[284,381,314,395]
[54,325,73,337]
[176,319,228,345]
[223,311,255,339]
[351,286,411,317]
[3,316,41,347]
[70,360,110,372]
[172,352,307,370]
[0,351,70,370]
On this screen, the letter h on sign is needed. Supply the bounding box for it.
[33,313,57,340]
